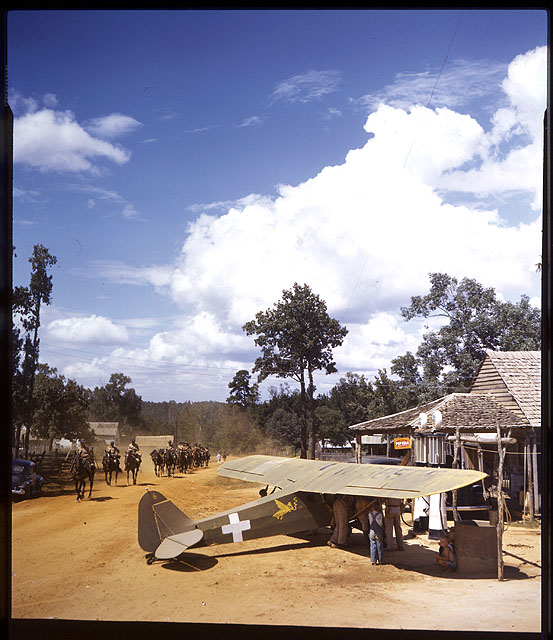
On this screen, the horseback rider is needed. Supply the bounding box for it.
[77,441,91,458]
[126,437,141,464]
[106,441,122,472]
[72,441,95,472]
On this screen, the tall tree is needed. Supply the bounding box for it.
[399,272,541,393]
[243,283,347,458]
[88,373,143,434]
[12,244,57,456]
[227,369,260,409]
[31,364,92,449]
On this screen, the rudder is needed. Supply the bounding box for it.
[138,489,167,552]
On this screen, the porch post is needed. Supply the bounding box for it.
[532,434,539,515]
[526,434,535,520]
[355,434,362,464]
[496,423,505,581]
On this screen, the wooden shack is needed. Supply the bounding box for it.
[88,422,121,447]
[349,350,541,518]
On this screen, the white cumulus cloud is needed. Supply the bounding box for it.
[63,47,545,401]
[46,315,130,345]
[14,108,131,173]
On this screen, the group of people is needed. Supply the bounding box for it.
[328,494,456,570]
[76,437,142,471]
[327,495,404,565]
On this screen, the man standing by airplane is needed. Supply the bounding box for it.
[384,497,405,551]
[327,494,356,548]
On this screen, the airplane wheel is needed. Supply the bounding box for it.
[146,555,155,565]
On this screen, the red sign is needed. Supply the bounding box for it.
[394,437,411,450]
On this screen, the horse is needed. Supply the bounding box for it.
[176,447,191,474]
[149,449,164,477]
[102,451,120,486]
[163,448,177,477]
[71,453,95,501]
[125,450,141,485]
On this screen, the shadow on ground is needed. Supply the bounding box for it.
[160,553,218,572]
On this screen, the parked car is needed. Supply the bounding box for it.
[12,458,43,499]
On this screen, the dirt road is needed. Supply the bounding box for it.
[11,456,541,632]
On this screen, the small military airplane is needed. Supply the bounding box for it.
[138,454,486,564]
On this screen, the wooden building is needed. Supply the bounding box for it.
[88,422,121,447]
[349,350,541,517]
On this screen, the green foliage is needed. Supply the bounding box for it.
[324,372,374,426]
[88,373,144,432]
[243,282,347,458]
[12,245,58,455]
[31,364,92,447]
[227,369,259,409]
[397,272,541,394]
[314,406,349,446]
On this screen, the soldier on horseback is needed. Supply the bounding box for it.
[106,441,123,473]
[73,441,95,469]
[126,437,141,464]
[71,441,96,500]
[124,437,142,485]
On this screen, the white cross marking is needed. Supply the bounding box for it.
[221,512,251,543]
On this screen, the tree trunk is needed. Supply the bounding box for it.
[307,366,316,460]
[299,368,307,459]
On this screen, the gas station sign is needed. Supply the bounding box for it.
[394,437,411,450]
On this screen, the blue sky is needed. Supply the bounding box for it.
[9,9,547,402]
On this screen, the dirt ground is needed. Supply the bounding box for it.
[11,455,542,633]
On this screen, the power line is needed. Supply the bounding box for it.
[341,11,463,320]
[40,343,245,373]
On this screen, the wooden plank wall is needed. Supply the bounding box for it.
[470,356,525,418]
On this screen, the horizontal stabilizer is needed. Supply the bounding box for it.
[155,529,205,559]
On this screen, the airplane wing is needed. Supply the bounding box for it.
[218,455,486,499]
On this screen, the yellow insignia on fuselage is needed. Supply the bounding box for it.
[272,497,299,520]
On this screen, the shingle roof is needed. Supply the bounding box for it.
[349,392,529,434]
[484,350,540,424]
[349,397,445,434]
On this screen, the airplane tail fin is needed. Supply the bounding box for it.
[138,489,198,553]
